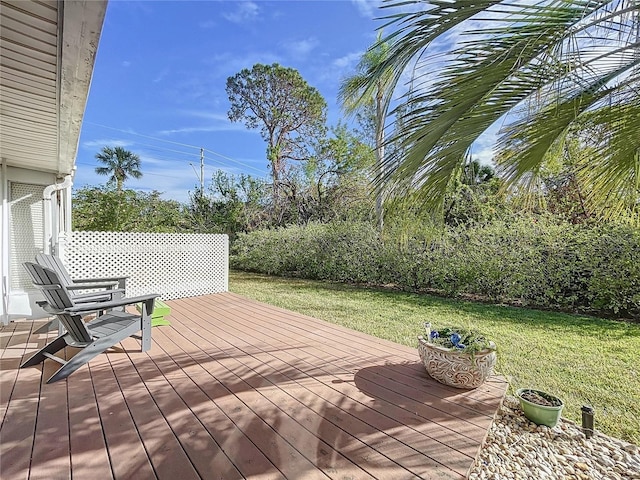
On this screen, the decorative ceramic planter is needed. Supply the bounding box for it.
[417,336,497,389]
[516,388,564,427]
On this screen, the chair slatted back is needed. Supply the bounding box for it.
[35,253,75,287]
[23,262,92,343]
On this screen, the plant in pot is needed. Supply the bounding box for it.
[516,388,564,428]
[417,323,497,389]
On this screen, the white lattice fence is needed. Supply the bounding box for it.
[62,232,228,300]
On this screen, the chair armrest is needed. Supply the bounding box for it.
[66,293,161,314]
[67,282,119,290]
[36,300,63,314]
[72,289,126,302]
[72,276,129,283]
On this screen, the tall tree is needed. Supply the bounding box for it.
[226,63,327,200]
[339,32,394,230]
[302,123,375,223]
[362,0,640,222]
[94,146,143,192]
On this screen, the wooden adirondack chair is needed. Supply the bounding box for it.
[22,262,160,384]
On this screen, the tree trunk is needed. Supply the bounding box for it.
[375,87,385,232]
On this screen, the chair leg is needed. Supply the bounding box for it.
[46,345,104,383]
[20,335,69,368]
[141,314,151,351]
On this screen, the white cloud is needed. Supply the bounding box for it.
[199,19,216,29]
[282,38,318,59]
[135,153,176,167]
[202,51,283,79]
[154,110,253,136]
[472,145,496,166]
[471,122,503,166]
[180,111,230,121]
[313,51,362,86]
[222,1,259,24]
[153,68,170,83]
[351,0,381,18]
[82,138,134,149]
[156,124,246,136]
[122,60,131,68]
[332,51,362,70]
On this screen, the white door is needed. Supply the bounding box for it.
[7,182,45,316]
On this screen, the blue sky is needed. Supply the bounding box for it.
[75,0,390,203]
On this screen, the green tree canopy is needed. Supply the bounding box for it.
[94,146,143,192]
[226,63,327,198]
[362,0,639,222]
[73,186,186,232]
[187,171,269,235]
[300,123,375,223]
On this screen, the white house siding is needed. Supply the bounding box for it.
[0,1,107,323]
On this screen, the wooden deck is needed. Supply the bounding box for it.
[1,292,507,479]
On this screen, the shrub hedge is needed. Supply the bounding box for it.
[230,218,640,318]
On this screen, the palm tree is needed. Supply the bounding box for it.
[95,146,143,192]
[339,32,395,230]
[361,0,639,221]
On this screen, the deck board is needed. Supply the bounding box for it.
[0,292,507,479]
[68,360,113,480]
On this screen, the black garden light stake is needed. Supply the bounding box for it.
[581,405,594,439]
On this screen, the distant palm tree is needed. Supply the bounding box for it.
[95,146,142,192]
[362,0,639,220]
[463,159,495,187]
[339,32,395,230]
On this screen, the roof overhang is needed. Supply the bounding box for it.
[0,0,107,177]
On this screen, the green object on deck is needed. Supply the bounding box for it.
[137,299,171,326]
[151,317,171,327]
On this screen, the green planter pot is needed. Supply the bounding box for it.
[516,388,564,428]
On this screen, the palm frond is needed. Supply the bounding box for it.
[367,0,639,217]
[578,97,640,222]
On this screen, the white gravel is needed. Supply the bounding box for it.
[469,396,640,480]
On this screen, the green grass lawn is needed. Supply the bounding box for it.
[229,270,640,445]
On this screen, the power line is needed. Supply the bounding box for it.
[77,151,229,179]
[85,121,265,174]
[75,161,202,181]
[128,141,202,160]
[87,121,204,149]
[202,147,265,173]
[85,151,230,175]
